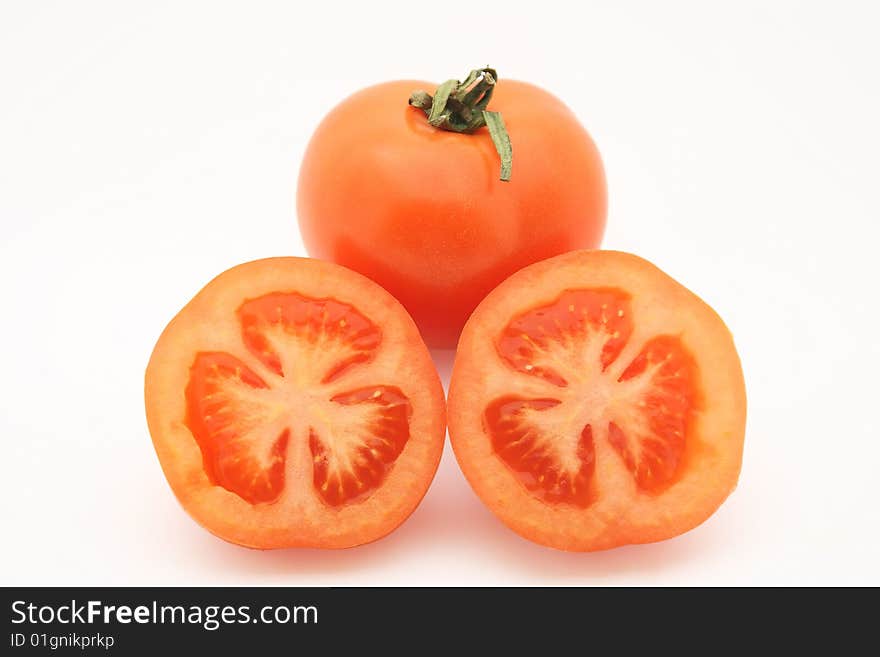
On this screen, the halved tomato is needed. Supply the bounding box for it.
[145,257,445,549]
[448,250,746,551]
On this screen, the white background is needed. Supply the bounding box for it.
[2,0,878,586]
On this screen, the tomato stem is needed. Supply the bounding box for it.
[408,67,513,182]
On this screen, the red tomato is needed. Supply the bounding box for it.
[448,250,746,551]
[145,257,446,549]
[297,71,606,347]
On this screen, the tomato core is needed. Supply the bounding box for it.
[484,288,699,506]
[184,292,414,507]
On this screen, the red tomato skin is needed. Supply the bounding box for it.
[297,79,607,347]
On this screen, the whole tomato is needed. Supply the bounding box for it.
[297,68,606,347]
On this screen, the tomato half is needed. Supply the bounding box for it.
[145,258,445,549]
[297,76,606,347]
[447,250,746,551]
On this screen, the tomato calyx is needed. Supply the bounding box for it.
[408,66,513,181]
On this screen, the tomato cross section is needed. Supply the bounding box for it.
[485,288,699,507]
[185,292,413,507]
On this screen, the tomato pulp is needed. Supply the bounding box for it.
[447,250,746,551]
[145,258,446,549]
[297,76,607,347]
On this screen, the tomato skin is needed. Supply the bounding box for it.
[297,79,607,347]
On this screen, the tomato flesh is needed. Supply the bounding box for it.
[310,386,411,506]
[612,335,699,491]
[496,288,633,385]
[239,292,381,383]
[184,291,413,508]
[185,352,285,505]
[485,397,596,507]
[483,287,698,506]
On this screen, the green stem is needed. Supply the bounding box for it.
[408,67,513,182]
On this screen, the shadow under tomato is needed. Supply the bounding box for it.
[396,451,729,583]
[429,347,456,390]
[185,443,727,584]
[459,512,730,583]
[186,521,420,580]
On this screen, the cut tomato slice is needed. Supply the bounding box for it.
[145,257,445,549]
[448,250,746,551]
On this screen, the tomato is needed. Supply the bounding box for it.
[447,250,746,551]
[297,69,606,347]
[145,257,446,549]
